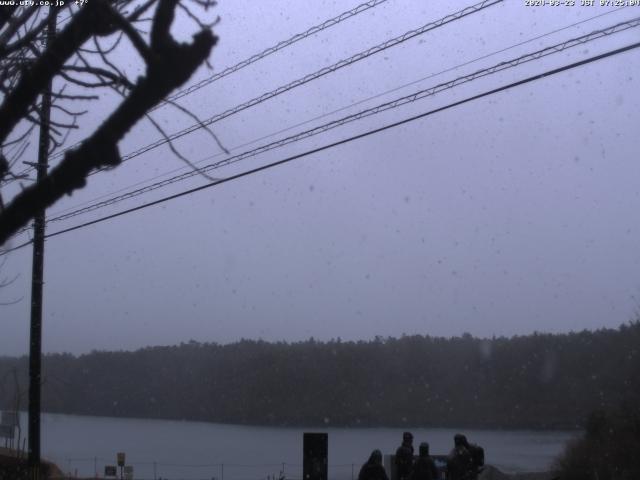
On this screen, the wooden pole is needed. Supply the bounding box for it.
[28,7,56,479]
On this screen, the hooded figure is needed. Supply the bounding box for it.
[457,434,484,480]
[359,449,390,480]
[447,434,473,480]
[409,442,438,480]
[395,431,414,480]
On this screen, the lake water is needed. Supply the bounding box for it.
[13,412,576,480]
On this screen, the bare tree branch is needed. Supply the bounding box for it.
[104,3,154,64]
[0,1,116,145]
[0,0,218,244]
[0,254,22,304]
[160,96,229,155]
[0,6,38,51]
[0,8,57,57]
[144,112,217,182]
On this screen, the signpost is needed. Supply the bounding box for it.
[117,452,127,479]
[104,453,130,479]
[124,465,134,479]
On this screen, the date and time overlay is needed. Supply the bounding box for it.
[4,0,639,9]
[526,0,640,6]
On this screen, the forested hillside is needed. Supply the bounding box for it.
[1,323,639,429]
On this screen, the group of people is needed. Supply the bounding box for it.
[358,432,484,480]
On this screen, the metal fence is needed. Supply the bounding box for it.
[56,458,359,480]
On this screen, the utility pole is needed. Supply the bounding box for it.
[28,7,56,479]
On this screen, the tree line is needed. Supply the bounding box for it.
[1,322,639,429]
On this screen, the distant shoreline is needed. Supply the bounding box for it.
[15,410,582,432]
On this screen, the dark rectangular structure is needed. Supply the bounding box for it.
[303,432,328,480]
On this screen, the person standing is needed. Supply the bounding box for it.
[457,434,484,480]
[395,432,415,480]
[409,442,438,480]
[446,434,473,480]
[359,449,390,480]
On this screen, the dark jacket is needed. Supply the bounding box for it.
[458,435,484,480]
[359,450,390,480]
[447,446,472,480]
[395,442,414,479]
[410,443,438,480]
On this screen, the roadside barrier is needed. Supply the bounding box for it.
[58,458,359,480]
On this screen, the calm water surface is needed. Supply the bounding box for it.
[15,413,576,479]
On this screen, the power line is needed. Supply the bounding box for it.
[31,0,392,172]
[3,0,504,236]
[42,5,632,221]
[2,39,638,255]
[94,0,503,172]
[0,0,392,191]
[157,0,392,108]
[0,238,33,256]
[39,16,640,227]
[9,0,623,190]
[32,40,640,245]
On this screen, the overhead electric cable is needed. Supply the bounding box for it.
[34,0,392,170]
[8,1,625,188]
[1,238,33,255]
[9,0,390,190]
[92,0,503,171]
[38,16,640,227]
[157,0,392,108]
[19,40,637,247]
[43,5,634,219]
[3,39,638,253]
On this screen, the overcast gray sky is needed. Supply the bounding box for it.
[1,0,639,356]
